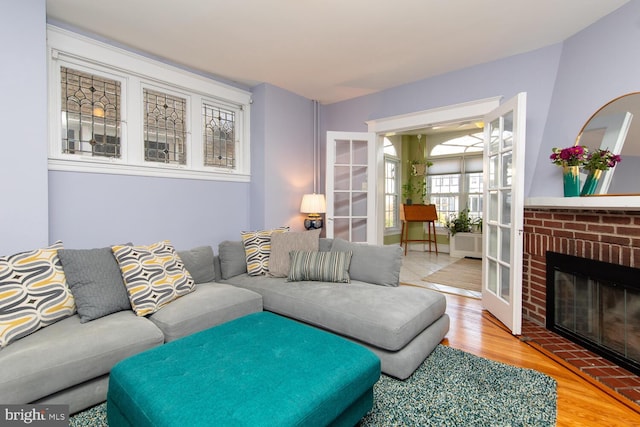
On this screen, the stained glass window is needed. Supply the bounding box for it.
[144,89,187,165]
[203,103,235,169]
[60,67,121,157]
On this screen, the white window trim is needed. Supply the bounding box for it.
[47,25,251,182]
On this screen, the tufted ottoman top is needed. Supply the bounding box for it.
[107,311,380,426]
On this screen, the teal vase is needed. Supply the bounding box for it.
[580,169,602,196]
[562,165,580,197]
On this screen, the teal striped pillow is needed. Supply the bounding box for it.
[287,251,352,283]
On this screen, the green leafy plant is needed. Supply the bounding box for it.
[444,208,482,236]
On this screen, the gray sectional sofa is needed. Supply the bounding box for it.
[0,237,449,414]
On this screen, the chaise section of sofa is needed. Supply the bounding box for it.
[218,237,450,379]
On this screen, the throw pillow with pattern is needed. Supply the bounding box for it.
[287,250,352,283]
[0,241,76,348]
[241,227,289,276]
[112,240,195,317]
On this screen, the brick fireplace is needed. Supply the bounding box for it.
[522,206,640,407]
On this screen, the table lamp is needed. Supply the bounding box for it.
[300,193,326,230]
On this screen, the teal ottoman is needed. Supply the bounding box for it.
[107,312,380,426]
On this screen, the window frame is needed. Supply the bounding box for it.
[47,25,251,182]
[383,155,401,233]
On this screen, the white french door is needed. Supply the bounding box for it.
[482,93,527,335]
[325,131,377,243]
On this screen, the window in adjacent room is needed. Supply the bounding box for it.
[427,131,484,225]
[383,137,400,231]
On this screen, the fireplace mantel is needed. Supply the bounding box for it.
[526,196,640,210]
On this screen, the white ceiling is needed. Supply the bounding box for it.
[46,0,628,105]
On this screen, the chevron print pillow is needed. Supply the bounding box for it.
[0,241,76,348]
[112,241,195,316]
[241,227,289,276]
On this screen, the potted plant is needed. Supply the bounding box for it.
[445,208,483,258]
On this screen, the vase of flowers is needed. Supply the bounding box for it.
[580,149,622,196]
[550,146,588,197]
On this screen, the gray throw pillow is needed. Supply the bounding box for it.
[330,239,403,287]
[318,238,333,252]
[177,246,216,284]
[57,247,131,323]
[218,240,248,279]
[268,229,321,277]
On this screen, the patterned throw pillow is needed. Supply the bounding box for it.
[112,241,195,317]
[241,227,289,276]
[0,241,76,348]
[287,250,353,283]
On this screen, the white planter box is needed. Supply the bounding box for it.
[449,232,483,258]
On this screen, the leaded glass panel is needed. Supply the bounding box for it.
[203,103,235,169]
[60,67,121,157]
[144,89,187,165]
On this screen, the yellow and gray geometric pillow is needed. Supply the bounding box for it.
[241,227,289,276]
[0,241,76,348]
[112,240,195,317]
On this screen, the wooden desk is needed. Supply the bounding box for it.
[400,204,438,255]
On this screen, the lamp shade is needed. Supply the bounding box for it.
[300,193,326,214]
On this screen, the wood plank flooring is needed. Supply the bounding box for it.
[440,293,640,426]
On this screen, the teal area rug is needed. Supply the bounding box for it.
[70,345,556,427]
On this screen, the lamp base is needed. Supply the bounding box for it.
[304,215,323,230]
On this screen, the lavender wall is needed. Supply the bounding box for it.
[530,1,640,197]
[0,0,49,254]
[251,84,315,232]
[321,45,564,198]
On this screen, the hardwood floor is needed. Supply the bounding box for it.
[441,293,640,426]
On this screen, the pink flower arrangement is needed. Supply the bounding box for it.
[583,149,622,171]
[549,145,589,167]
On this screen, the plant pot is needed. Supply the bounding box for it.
[405,199,413,205]
[562,165,580,197]
[580,169,603,196]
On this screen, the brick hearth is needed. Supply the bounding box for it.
[522,208,640,409]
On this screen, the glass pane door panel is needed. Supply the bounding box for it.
[353,193,367,216]
[352,218,367,242]
[500,226,511,263]
[488,259,497,293]
[501,190,511,225]
[335,140,350,164]
[352,166,368,191]
[489,191,498,222]
[489,119,500,154]
[500,264,510,300]
[502,111,514,149]
[334,192,350,216]
[502,152,512,187]
[333,219,350,240]
[353,140,368,165]
[334,166,350,191]
[489,155,498,188]
[488,224,497,258]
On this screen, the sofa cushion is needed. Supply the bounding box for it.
[268,229,321,277]
[0,310,164,405]
[57,247,131,323]
[287,251,352,283]
[148,282,262,342]
[218,240,248,279]
[223,274,446,352]
[330,239,403,287]
[112,241,195,316]
[240,227,288,276]
[177,246,216,284]
[0,241,76,348]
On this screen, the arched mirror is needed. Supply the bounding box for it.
[575,92,640,195]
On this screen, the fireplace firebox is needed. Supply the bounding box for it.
[546,251,640,376]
